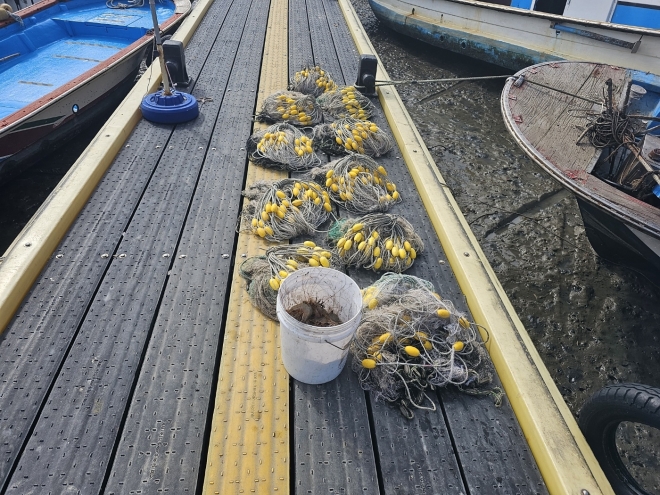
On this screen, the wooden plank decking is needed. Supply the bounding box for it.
[0,0,553,493]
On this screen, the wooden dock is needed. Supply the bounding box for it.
[0,0,614,493]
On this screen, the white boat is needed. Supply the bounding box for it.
[501,60,660,276]
[368,0,660,71]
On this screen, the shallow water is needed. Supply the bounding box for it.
[351,0,660,488]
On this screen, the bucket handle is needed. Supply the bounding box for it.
[324,338,352,351]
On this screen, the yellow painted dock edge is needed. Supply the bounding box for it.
[337,1,614,494]
[0,0,213,335]
[201,0,289,493]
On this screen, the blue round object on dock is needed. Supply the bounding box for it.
[140,90,199,124]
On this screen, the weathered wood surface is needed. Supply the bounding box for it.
[504,61,660,238]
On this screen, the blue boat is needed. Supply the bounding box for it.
[0,0,190,182]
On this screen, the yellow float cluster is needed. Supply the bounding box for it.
[246,179,331,241]
[332,120,379,154]
[320,157,400,212]
[257,130,288,152]
[290,66,337,96]
[274,93,316,126]
[333,215,423,273]
[267,241,335,291]
[294,135,314,157]
[339,86,370,120]
[360,330,435,370]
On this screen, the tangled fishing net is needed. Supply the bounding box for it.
[328,214,423,272]
[256,90,323,126]
[313,118,394,157]
[239,242,341,320]
[289,66,337,97]
[351,273,501,418]
[246,123,321,171]
[243,179,332,241]
[307,155,401,213]
[317,85,375,121]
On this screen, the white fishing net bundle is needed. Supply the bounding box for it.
[350,273,500,418]
[329,214,423,273]
[313,118,394,157]
[307,155,401,213]
[256,90,323,126]
[243,179,331,241]
[239,242,341,320]
[246,123,321,171]
[289,65,337,97]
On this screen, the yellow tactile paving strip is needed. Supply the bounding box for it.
[202,0,289,493]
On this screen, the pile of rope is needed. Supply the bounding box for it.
[578,107,641,149]
[307,155,401,213]
[239,242,341,320]
[256,91,323,126]
[289,66,337,97]
[317,85,375,121]
[329,214,423,272]
[351,273,499,418]
[243,179,331,241]
[246,123,321,171]
[313,118,394,157]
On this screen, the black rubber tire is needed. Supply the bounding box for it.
[579,383,660,495]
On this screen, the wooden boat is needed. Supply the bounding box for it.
[0,0,190,182]
[368,0,660,71]
[501,60,660,275]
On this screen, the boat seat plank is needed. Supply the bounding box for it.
[104,0,267,493]
[536,66,627,172]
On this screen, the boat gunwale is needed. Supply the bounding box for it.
[0,0,190,135]
[421,0,660,37]
[501,60,660,240]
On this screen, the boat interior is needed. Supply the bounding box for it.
[0,0,176,119]
[589,70,660,207]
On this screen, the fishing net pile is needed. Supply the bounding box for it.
[313,118,394,157]
[243,179,331,241]
[351,273,499,418]
[317,85,375,121]
[307,155,401,213]
[246,123,321,171]
[239,242,341,320]
[256,91,323,126]
[289,66,337,97]
[329,214,423,272]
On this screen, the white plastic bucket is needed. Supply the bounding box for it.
[276,267,362,384]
